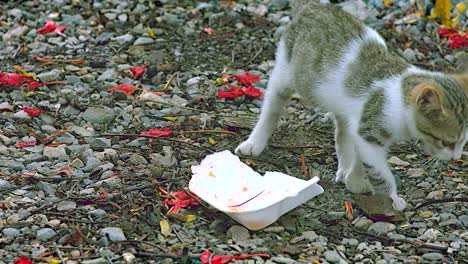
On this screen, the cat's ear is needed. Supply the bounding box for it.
[412,83,445,115]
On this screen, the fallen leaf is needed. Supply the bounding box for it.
[0,200,14,210]
[47,259,62,264]
[129,63,148,79]
[0,72,34,86]
[344,200,354,221]
[96,191,110,202]
[199,250,269,264]
[163,116,178,121]
[140,128,173,142]
[158,187,199,214]
[208,137,216,145]
[108,84,141,95]
[242,86,263,98]
[147,27,155,37]
[63,228,84,246]
[160,218,171,237]
[168,213,197,222]
[13,257,33,264]
[15,140,37,148]
[22,106,44,117]
[37,21,67,36]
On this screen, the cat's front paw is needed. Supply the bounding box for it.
[235,139,265,157]
[334,168,346,183]
[391,195,407,211]
[345,174,374,194]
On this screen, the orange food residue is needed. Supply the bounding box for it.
[242,187,248,192]
[208,171,214,176]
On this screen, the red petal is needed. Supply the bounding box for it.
[13,257,33,264]
[54,25,67,37]
[140,128,173,138]
[217,84,244,99]
[227,72,260,86]
[203,27,216,35]
[200,250,234,264]
[22,107,44,117]
[344,200,354,221]
[449,35,468,49]
[15,140,37,148]
[242,86,263,98]
[108,84,140,95]
[0,72,34,87]
[130,64,147,79]
[37,21,57,34]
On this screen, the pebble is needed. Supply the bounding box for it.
[387,156,410,167]
[263,226,285,233]
[122,252,136,263]
[342,238,359,246]
[227,225,250,242]
[97,69,117,81]
[354,217,374,230]
[100,227,126,241]
[368,222,396,234]
[56,200,77,211]
[407,168,424,177]
[113,34,134,44]
[37,228,57,241]
[129,153,148,165]
[43,145,69,160]
[426,190,444,199]
[302,230,318,241]
[81,258,108,264]
[133,37,154,45]
[402,48,417,62]
[90,138,112,150]
[37,69,62,82]
[459,215,468,227]
[82,107,116,124]
[323,250,347,264]
[2,228,20,237]
[422,252,444,261]
[418,228,442,240]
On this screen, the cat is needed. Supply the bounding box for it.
[235,0,468,211]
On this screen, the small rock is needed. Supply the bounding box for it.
[354,217,374,230]
[402,48,417,62]
[97,69,117,81]
[56,200,76,211]
[387,156,410,167]
[459,215,468,227]
[37,228,57,241]
[422,252,444,261]
[100,227,126,241]
[418,228,442,241]
[227,225,250,242]
[367,222,396,234]
[3,228,20,237]
[13,110,31,120]
[37,69,62,82]
[129,153,148,165]
[43,145,69,160]
[323,250,347,264]
[83,107,116,124]
[81,258,108,264]
[89,209,107,217]
[263,226,284,233]
[122,252,136,263]
[302,230,318,241]
[342,238,359,246]
[407,168,425,178]
[90,138,112,150]
[426,190,444,199]
[0,179,12,190]
[113,34,134,44]
[133,37,154,45]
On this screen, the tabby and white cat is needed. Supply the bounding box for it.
[235,0,468,211]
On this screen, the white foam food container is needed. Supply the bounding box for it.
[189,150,324,230]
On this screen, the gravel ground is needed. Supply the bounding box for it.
[0,0,467,263]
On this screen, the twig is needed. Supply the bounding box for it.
[135,251,181,259]
[179,129,235,135]
[116,240,173,253]
[441,173,468,177]
[55,248,66,264]
[163,73,177,91]
[415,197,468,209]
[96,133,203,148]
[299,154,308,177]
[271,144,321,150]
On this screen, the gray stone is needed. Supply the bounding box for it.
[0,179,12,190]
[262,226,284,233]
[56,200,76,211]
[43,145,69,160]
[408,168,425,177]
[3,228,20,237]
[89,209,107,217]
[97,69,118,81]
[422,252,444,261]
[459,215,468,227]
[150,146,177,167]
[342,238,359,246]
[323,250,347,264]
[368,222,396,234]
[37,69,62,82]
[100,227,126,241]
[354,217,373,230]
[113,34,134,44]
[3,25,29,41]
[133,37,154,45]
[387,156,410,167]
[90,138,112,150]
[402,48,417,62]
[81,258,108,264]
[129,154,148,165]
[418,228,442,241]
[37,228,57,241]
[302,230,318,241]
[82,107,116,124]
[227,225,250,242]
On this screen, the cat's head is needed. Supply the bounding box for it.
[411,75,468,160]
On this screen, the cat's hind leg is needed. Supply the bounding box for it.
[236,40,292,156]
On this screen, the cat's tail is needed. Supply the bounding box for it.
[290,0,329,15]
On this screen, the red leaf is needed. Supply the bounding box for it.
[129,63,147,79]
[159,188,199,214]
[217,88,244,99]
[227,72,260,86]
[0,72,34,87]
[449,34,468,49]
[27,80,66,89]
[22,107,44,117]
[199,250,269,264]
[203,27,216,35]
[242,86,263,98]
[16,140,37,148]
[13,257,33,264]
[108,84,140,95]
[438,27,458,38]
[37,21,66,36]
[344,200,354,222]
[96,191,109,202]
[140,127,173,140]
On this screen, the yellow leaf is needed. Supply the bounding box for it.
[160,218,171,237]
[47,258,63,264]
[434,0,453,27]
[169,213,197,222]
[13,65,37,80]
[164,116,178,121]
[208,137,216,145]
[383,0,393,7]
[147,27,155,38]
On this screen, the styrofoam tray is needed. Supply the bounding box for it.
[189,150,324,230]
